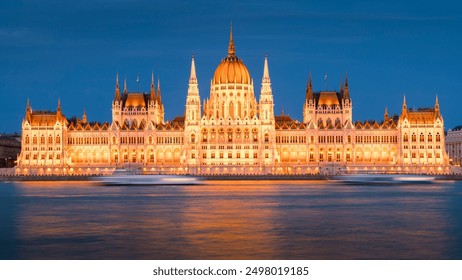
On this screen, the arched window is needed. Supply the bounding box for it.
[202,129,208,143]
[227,129,233,142]
[436,133,441,142]
[210,128,216,141]
[428,133,432,142]
[236,128,242,139]
[335,118,341,127]
[191,133,196,143]
[403,134,408,142]
[219,128,225,140]
[56,135,61,144]
[326,118,332,126]
[25,135,30,145]
[347,135,352,143]
[411,134,416,142]
[264,133,269,143]
[420,133,424,142]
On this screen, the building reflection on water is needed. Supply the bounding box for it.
[3,180,461,259]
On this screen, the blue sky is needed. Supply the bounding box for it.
[1,0,461,133]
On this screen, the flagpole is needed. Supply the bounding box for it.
[324,74,328,91]
[136,74,140,92]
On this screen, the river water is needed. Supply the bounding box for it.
[1,179,461,259]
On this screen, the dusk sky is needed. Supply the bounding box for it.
[1,0,461,133]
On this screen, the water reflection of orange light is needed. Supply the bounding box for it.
[180,183,280,259]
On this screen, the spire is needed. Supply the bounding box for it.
[435,95,440,116]
[150,71,155,101]
[82,108,87,123]
[187,55,200,98]
[157,77,162,104]
[305,72,313,101]
[123,76,127,94]
[262,54,270,83]
[25,99,32,121]
[402,95,407,113]
[114,72,120,100]
[343,74,350,100]
[189,55,197,84]
[384,106,389,121]
[56,98,63,118]
[228,23,235,56]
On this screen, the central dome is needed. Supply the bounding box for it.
[212,29,251,85]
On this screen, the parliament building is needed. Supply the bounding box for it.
[16,30,450,175]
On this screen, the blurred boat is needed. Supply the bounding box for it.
[95,169,202,186]
[331,173,436,185]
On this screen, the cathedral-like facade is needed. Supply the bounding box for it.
[16,30,450,175]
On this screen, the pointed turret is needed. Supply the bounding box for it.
[305,73,313,101]
[402,95,407,112]
[189,55,198,85]
[384,107,389,122]
[25,99,32,122]
[56,98,63,120]
[262,54,270,84]
[123,76,127,94]
[114,72,120,100]
[228,23,235,57]
[150,71,156,101]
[157,78,162,104]
[185,55,201,123]
[435,95,440,111]
[187,55,200,97]
[259,55,274,121]
[343,74,350,100]
[82,108,87,124]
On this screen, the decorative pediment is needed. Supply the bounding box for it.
[344,119,353,129]
[110,122,120,131]
[307,120,316,129]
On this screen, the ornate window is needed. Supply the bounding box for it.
[202,129,208,143]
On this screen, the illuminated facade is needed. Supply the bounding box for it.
[16,30,450,175]
[446,126,462,168]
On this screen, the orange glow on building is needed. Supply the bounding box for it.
[15,29,450,175]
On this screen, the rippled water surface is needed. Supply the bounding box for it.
[1,180,462,259]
